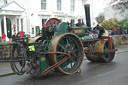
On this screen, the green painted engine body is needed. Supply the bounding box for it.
[54,22,87,37]
[71,27,86,37]
[54,22,69,35]
[27,42,50,73]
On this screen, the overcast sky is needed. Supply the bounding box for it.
[85,0,111,18]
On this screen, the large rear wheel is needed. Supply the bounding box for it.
[49,33,84,74]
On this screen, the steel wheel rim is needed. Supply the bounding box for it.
[49,33,84,74]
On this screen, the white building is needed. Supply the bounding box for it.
[0,0,86,40]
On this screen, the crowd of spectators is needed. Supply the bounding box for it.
[107,27,128,35]
[12,31,32,42]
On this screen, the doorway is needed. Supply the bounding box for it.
[1,18,12,38]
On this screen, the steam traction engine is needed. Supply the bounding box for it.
[11,4,117,76]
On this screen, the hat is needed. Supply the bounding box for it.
[78,19,81,21]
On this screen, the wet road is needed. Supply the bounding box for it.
[0,46,128,85]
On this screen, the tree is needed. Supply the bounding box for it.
[101,18,121,29]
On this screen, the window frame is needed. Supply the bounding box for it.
[70,0,75,12]
[42,19,47,26]
[57,0,61,11]
[41,0,46,10]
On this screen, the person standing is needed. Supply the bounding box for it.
[20,31,24,38]
[12,33,17,42]
[76,19,82,26]
[111,29,118,35]
[27,33,32,42]
[121,28,125,35]
[81,18,85,25]
[1,33,6,43]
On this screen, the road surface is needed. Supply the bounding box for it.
[0,45,128,85]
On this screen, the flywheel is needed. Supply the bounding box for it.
[48,33,84,74]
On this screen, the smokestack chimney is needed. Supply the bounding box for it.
[84,4,91,27]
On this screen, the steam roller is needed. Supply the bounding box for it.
[9,4,117,77]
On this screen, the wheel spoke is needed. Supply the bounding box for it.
[58,43,65,50]
[73,49,78,52]
[107,53,112,60]
[66,38,70,45]
[72,44,76,49]
[68,37,75,47]
[70,62,73,68]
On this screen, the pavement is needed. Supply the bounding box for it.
[116,45,128,54]
[0,62,15,77]
[0,45,128,77]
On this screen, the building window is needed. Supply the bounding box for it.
[42,19,47,26]
[70,0,75,12]
[57,0,61,11]
[41,0,46,10]
[21,19,23,31]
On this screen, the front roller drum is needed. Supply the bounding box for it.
[48,33,84,74]
[86,40,115,62]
